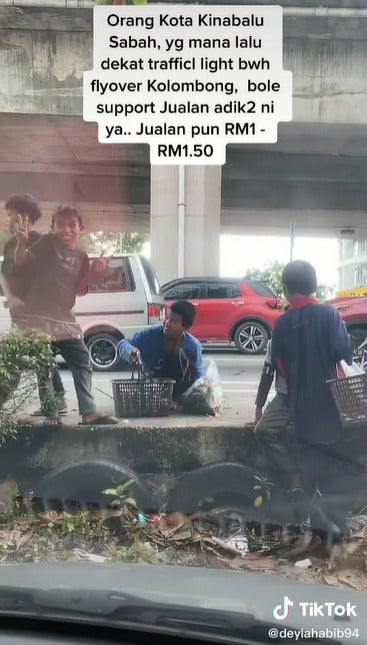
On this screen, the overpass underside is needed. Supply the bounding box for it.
[0,3,367,281]
[0,112,366,240]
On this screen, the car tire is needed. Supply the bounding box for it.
[166,462,258,514]
[35,458,155,512]
[86,333,121,371]
[233,321,269,354]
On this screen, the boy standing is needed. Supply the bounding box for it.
[271,260,365,541]
[119,300,204,400]
[1,193,67,414]
[14,203,117,425]
[254,337,303,497]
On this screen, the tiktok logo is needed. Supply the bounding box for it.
[273,595,294,621]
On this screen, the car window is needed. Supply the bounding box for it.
[247,281,277,297]
[140,255,160,296]
[206,282,242,299]
[163,282,201,300]
[88,257,135,293]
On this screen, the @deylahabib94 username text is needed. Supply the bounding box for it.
[268,627,360,640]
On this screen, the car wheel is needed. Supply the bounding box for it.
[234,322,269,354]
[86,333,121,371]
[35,458,155,512]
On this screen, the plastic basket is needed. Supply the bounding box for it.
[112,370,175,418]
[327,372,367,428]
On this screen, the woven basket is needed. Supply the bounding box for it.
[112,371,175,418]
[327,372,367,428]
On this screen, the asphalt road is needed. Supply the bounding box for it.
[54,349,273,422]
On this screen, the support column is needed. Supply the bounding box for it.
[150,166,179,285]
[184,166,221,278]
[150,165,222,285]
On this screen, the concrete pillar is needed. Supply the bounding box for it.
[150,165,222,285]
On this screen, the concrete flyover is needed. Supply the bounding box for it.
[0,1,366,282]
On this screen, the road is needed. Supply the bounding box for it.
[53,349,273,422]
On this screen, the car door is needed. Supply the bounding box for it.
[162,281,206,338]
[200,281,243,340]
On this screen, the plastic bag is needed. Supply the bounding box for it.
[181,360,223,416]
[336,359,364,378]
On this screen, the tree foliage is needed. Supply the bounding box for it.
[245,260,334,302]
[79,232,149,256]
[0,329,57,439]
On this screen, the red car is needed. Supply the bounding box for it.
[326,295,367,350]
[161,277,282,354]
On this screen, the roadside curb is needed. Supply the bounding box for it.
[0,422,257,490]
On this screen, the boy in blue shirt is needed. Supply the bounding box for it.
[118,300,204,401]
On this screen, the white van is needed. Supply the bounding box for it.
[0,253,165,371]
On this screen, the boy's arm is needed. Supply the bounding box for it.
[76,254,111,295]
[14,237,32,266]
[76,255,92,296]
[15,232,47,268]
[254,340,274,422]
[13,216,32,267]
[118,330,146,363]
[255,362,274,417]
[329,307,353,365]
[193,344,205,380]
[270,320,287,377]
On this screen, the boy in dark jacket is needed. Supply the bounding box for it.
[1,193,67,415]
[118,300,204,400]
[271,260,365,541]
[14,203,117,425]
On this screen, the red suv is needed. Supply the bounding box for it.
[161,277,282,354]
[326,295,367,350]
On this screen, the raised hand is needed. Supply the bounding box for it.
[90,251,111,275]
[14,214,29,242]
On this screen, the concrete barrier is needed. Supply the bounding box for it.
[0,422,258,493]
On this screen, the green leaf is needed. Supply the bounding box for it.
[102,488,118,496]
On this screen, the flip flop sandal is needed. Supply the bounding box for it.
[79,415,119,426]
[31,408,68,417]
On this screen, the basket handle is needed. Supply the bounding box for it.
[131,356,151,381]
[131,365,144,381]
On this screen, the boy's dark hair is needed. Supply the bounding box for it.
[170,300,196,328]
[51,204,83,228]
[282,260,317,296]
[5,193,42,224]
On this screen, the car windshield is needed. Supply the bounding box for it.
[0,1,366,643]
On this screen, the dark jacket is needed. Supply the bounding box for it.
[271,295,352,444]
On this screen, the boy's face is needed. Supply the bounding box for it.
[52,213,83,248]
[6,209,29,235]
[164,310,187,340]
